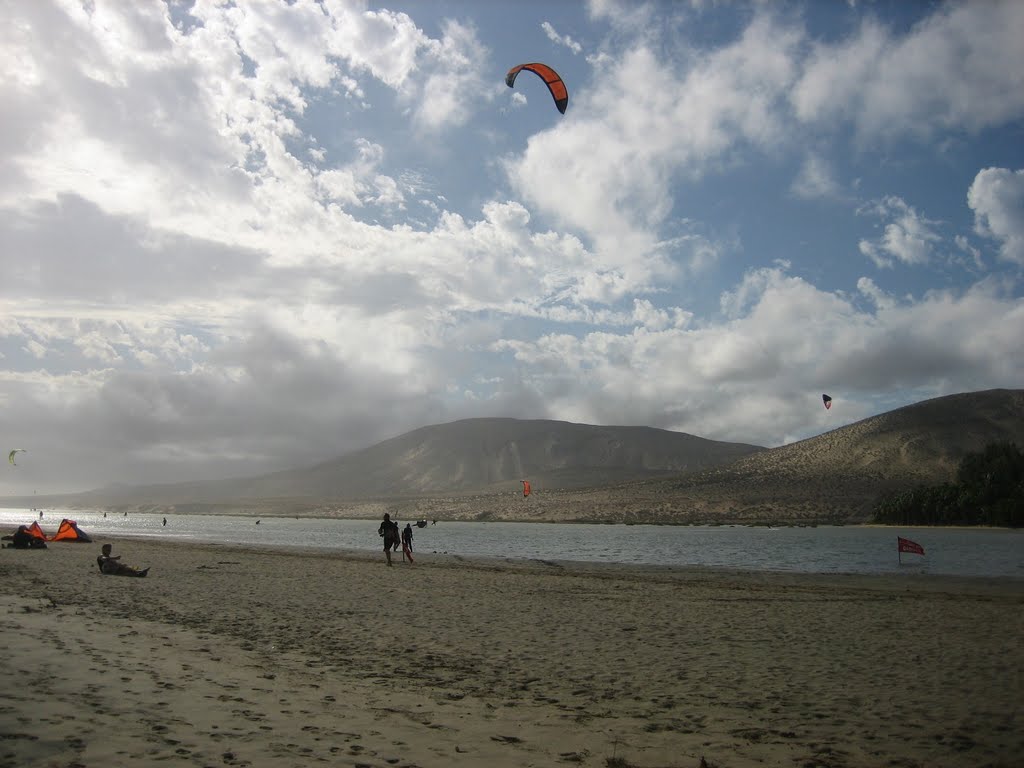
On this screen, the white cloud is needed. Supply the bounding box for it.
[541,21,583,54]
[408,19,490,131]
[23,339,48,359]
[505,14,800,261]
[793,3,1024,137]
[501,268,1024,446]
[511,3,1024,270]
[968,167,1024,266]
[314,138,404,209]
[856,277,895,311]
[857,197,942,269]
[1,0,489,253]
[323,3,431,89]
[791,152,843,200]
[586,0,655,31]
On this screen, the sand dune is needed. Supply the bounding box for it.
[1,538,1021,767]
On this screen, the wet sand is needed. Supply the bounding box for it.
[1,537,1021,767]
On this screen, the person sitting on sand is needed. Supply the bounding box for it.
[97,543,150,578]
[378,513,400,566]
[2,525,46,549]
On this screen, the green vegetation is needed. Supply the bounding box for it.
[873,442,1024,527]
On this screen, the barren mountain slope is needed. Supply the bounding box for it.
[260,418,765,496]
[10,391,1021,525]
[17,418,764,509]
[622,388,1024,522]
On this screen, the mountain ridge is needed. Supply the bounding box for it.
[6,389,1022,525]
[10,418,765,508]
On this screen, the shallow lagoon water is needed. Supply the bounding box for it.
[3,508,1021,579]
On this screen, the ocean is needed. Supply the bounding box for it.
[2,508,1021,579]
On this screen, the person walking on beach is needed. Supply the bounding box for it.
[378,513,400,566]
[401,523,414,563]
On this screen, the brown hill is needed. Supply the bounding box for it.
[18,418,764,510]
[261,418,765,496]
[664,387,1024,519]
[10,390,1022,524]
[457,388,1024,525]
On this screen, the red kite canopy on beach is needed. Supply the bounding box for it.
[49,519,92,543]
[521,480,531,497]
[11,518,91,543]
[505,63,568,114]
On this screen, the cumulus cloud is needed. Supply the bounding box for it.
[314,138,404,209]
[857,197,942,269]
[506,3,1024,271]
[968,167,1024,266]
[501,268,1024,446]
[408,19,490,131]
[505,14,800,261]
[792,2,1024,138]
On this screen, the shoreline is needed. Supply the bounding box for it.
[5,503,1020,531]
[2,538,1022,768]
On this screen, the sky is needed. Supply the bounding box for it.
[1,0,1023,495]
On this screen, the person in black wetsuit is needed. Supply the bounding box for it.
[378,513,400,566]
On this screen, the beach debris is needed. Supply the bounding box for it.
[506,62,568,113]
[491,735,523,744]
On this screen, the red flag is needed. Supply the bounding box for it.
[897,536,924,556]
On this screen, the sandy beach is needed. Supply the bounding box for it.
[1,537,1021,768]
